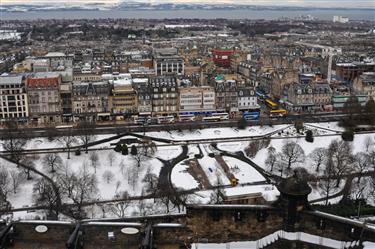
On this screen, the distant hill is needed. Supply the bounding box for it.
[1,1,373,13]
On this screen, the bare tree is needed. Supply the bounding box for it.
[114,181,121,197]
[131,150,145,169]
[77,121,96,154]
[89,151,100,173]
[142,167,158,195]
[42,153,63,173]
[59,165,98,219]
[138,192,153,216]
[141,139,157,157]
[366,151,375,170]
[102,170,115,184]
[9,170,25,194]
[274,157,288,178]
[309,148,327,173]
[350,178,368,203]
[118,160,126,176]
[128,164,141,190]
[21,157,36,180]
[58,131,77,159]
[109,191,131,218]
[0,121,29,166]
[354,153,370,183]
[107,151,115,167]
[157,188,176,213]
[265,146,277,172]
[319,159,337,206]
[57,163,75,199]
[33,178,60,219]
[364,136,374,152]
[280,141,305,170]
[209,172,226,204]
[328,139,354,187]
[0,167,11,207]
[209,188,226,204]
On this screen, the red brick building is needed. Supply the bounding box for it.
[212,49,234,68]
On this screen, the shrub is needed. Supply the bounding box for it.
[305,130,314,143]
[237,117,247,130]
[342,130,354,141]
[75,149,81,156]
[121,144,129,155]
[114,144,122,152]
[130,145,138,155]
[245,138,270,158]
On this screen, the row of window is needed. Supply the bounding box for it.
[180,94,202,98]
[1,101,26,107]
[153,94,177,99]
[152,106,177,112]
[0,112,27,119]
[0,107,26,112]
[0,89,23,95]
[0,95,26,100]
[112,98,136,102]
[153,87,176,92]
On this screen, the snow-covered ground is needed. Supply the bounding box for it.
[193,230,375,249]
[1,121,375,220]
[171,162,200,190]
[224,184,279,202]
[222,156,265,183]
[198,144,230,186]
[141,124,288,141]
[253,133,373,175]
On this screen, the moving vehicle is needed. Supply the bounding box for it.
[202,112,229,122]
[211,112,229,120]
[55,125,74,129]
[243,111,260,121]
[265,99,278,110]
[157,115,175,124]
[269,109,287,118]
[133,115,151,125]
[178,114,196,122]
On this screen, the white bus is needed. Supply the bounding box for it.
[55,125,74,129]
[202,116,221,122]
[209,112,229,121]
[133,115,148,125]
[178,114,196,122]
[157,116,175,124]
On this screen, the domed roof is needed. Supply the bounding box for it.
[277,172,312,196]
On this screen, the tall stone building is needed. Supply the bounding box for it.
[353,72,375,98]
[26,72,62,124]
[72,81,112,121]
[286,82,332,112]
[150,76,178,115]
[237,86,259,112]
[178,86,216,114]
[133,78,152,114]
[153,48,184,76]
[0,76,29,122]
[109,78,138,115]
[336,61,374,82]
[215,79,238,114]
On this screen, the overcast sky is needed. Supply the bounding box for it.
[1,0,374,8]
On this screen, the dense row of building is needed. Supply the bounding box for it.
[0,72,258,124]
[2,38,375,124]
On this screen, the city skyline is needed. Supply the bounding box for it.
[1,0,374,8]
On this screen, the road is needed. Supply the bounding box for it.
[0,112,352,139]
